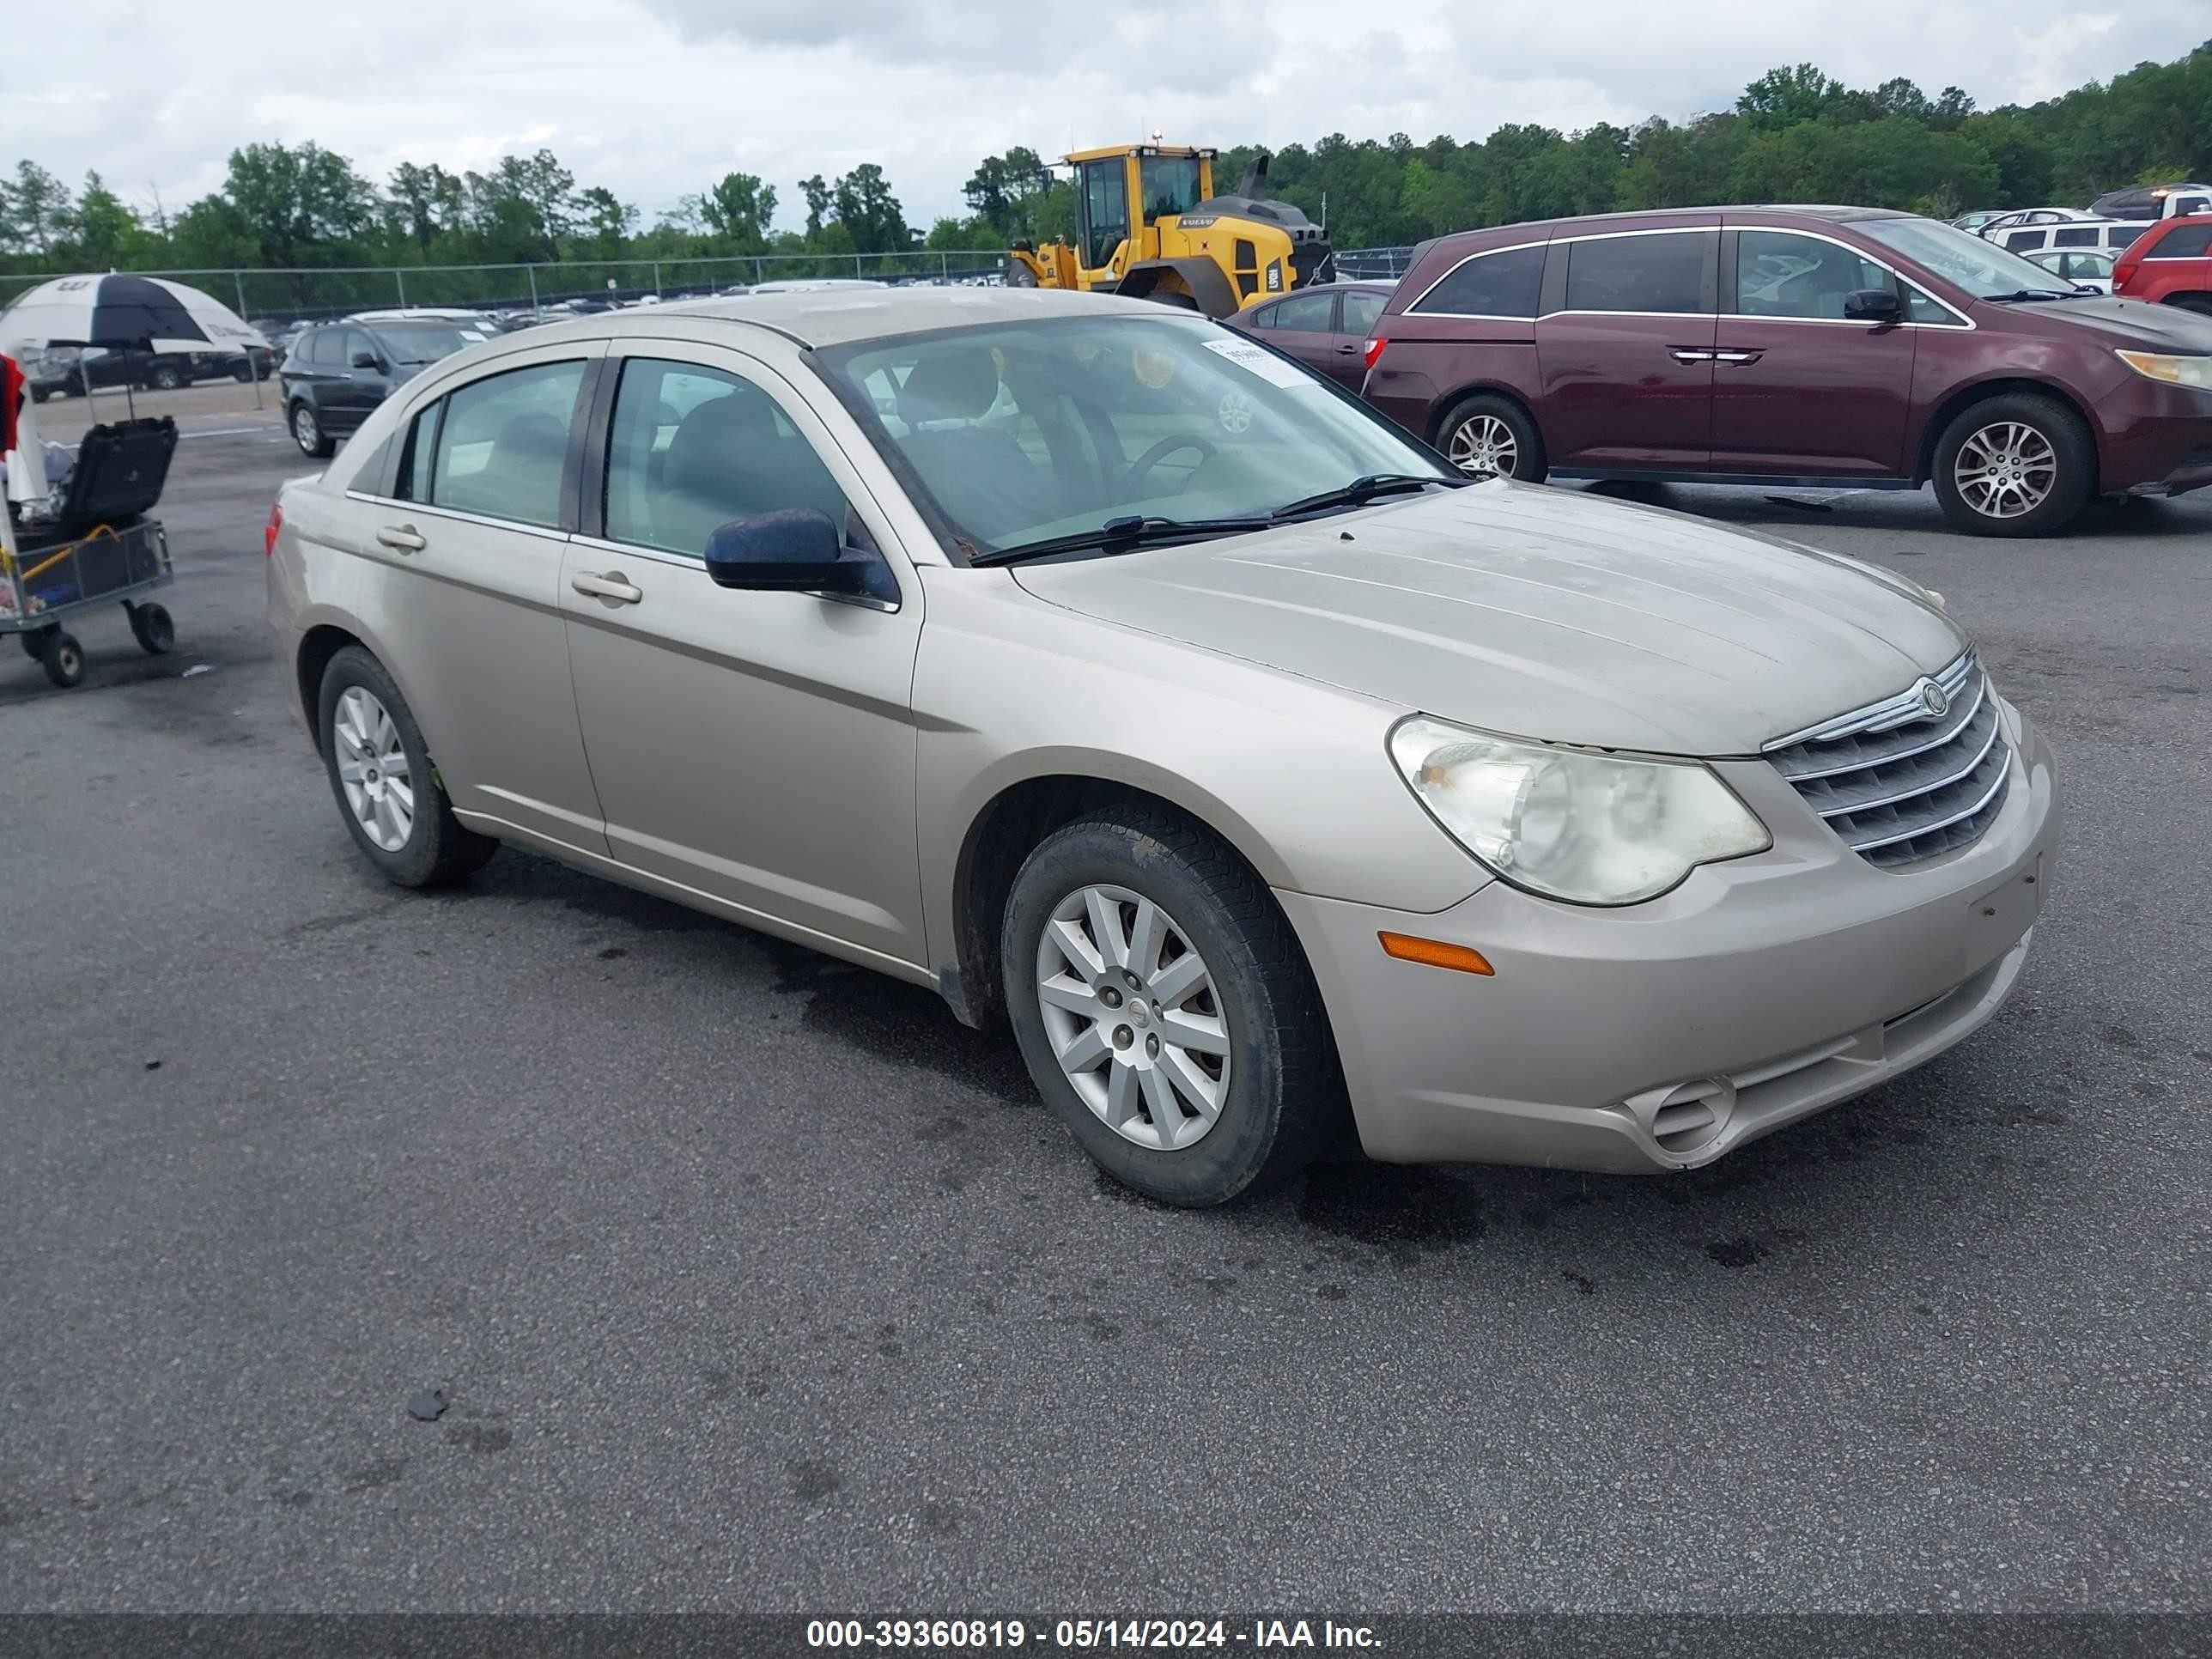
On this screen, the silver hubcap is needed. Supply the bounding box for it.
[333,686,414,852]
[1034,884,1231,1152]
[1954,422,2056,519]
[295,407,318,447]
[1449,414,1516,477]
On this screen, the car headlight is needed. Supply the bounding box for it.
[1388,717,1771,905]
[2115,349,2212,392]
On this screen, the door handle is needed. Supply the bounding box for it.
[1669,349,1716,363]
[571,570,643,605]
[1713,349,1764,364]
[376,524,426,553]
[1334,343,1359,354]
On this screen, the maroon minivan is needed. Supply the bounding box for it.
[1362,206,2212,535]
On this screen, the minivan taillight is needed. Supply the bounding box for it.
[264,501,283,557]
[1364,337,1388,369]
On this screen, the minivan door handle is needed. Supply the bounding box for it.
[1713,349,1765,365]
[1669,348,1716,364]
[375,524,426,553]
[571,570,643,605]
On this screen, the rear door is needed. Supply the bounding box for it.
[1330,289,1389,391]
[1534,223,1718,471]
[356,343,610,852]
[1709,225,1917,480]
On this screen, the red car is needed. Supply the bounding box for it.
[1223,280,1396,392]
[2114,215,2212,314]
[1362,206,2212,535]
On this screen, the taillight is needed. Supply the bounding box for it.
[2113,257,2140,290]
[264,501,283,557]
[1364,337,1388,369]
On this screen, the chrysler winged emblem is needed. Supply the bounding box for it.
[1917,678,1950,720]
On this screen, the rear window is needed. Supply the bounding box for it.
[1564,232,1710,315]
[2146,224,2212,258]
[1409,245,1545,318]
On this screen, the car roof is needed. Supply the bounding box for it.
[625,285,1174,347]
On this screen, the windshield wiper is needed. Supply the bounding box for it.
[969,514,1273,568]
[1982,289,2078,302]
[1269,472,1468,520]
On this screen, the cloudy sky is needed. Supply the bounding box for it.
[7,1,2205,233]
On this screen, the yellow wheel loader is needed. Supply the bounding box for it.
[1009,143,1333,319]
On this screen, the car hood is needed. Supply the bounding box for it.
[1985,293,2212,351]
[1011,482,1968,756]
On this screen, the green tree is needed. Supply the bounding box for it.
[963,147,1054,240]
[799,174,831,239]
[694,171,776,251]
[222,142,379,266]
[1737,64,1844,131]
[1,160,73,257]
[831,163,909,252]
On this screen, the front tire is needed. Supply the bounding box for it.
[1437,392,1547,483]
[290,401,335,458]
[1002,805,1342,1206]
[316,646,495,888]
[1931,392,2094,536]
[40,629,84,689]
[149,362,184,391]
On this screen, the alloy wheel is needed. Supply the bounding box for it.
[293,405,319,452]
[1448,414,1517,478]
[1033,884,1231,1152]
[1954,421,2057,520]
[333,686,415,852]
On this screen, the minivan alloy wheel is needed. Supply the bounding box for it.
[1034,884,1231,1152]
[333,685,415,851]
[293,404,320,452]
[1448,414,1517,478]
[1953,421,2057,520]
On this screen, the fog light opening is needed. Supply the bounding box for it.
[1644,1077,1738,1156]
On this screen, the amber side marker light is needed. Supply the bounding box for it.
[1378,932,1495,976]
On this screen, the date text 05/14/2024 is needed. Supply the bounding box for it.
[804,1619,1381,1649]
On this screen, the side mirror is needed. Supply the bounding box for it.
[705,509,870,595]
[350,349,381,370]
[1843,288,1903,325]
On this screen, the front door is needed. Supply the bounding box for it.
[1079,159,1132,281]
[330,328,390,433]
[1711,228,1917,479]
[1534,227,1718,471]
[366,345,609,852]
[557,343,928,969]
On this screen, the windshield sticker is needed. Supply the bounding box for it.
[1202,337,1310,388]
[459,330,486,341]
[1218,390,1255,434]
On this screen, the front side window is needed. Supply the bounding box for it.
[430,360,586,528]
[1080,161,1129,270]
[1564,232,1711,315]
[604,358,855,557]
[341,330,377,369]
[1411,245,1545,318]
[1735,231,1890,319]
[1140,155,1203,219]
[1266,291,1335,332]
[816,313,1453,560]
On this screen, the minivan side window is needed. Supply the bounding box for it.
[1564,232,1710,315]
[1410,245,1545,318]
[430,360,586,529]
[2002,229,2045,252]
[604,358,855,558]
[2147,224,2212,258]
[1735,230,1889,319]
[1900,283,1960,325]
[2051,227,2098,247]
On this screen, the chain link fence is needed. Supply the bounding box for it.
[3,246,1421,335]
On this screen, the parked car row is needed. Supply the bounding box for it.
[19,341,275,400]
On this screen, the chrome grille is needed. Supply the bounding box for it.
[1765,651,2011,870]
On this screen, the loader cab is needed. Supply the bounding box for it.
[1071,144,1218,280]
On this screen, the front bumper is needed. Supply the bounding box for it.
[2098,377,2212,495]
[1279,707,2058,1173]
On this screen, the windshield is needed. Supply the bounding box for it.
[814,313,1452,560]
[374,321,486,363]
[1858,217,2081,298]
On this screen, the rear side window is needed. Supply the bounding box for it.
[2108,227,2143,247]
[2052,228,2098,248]
[1411,245,1545,318]
[1564,232,1710,314]
[2002,229,2045,252]
[2147,225,2212,258]
[305,329,336,366]
[1340,290,1388,336]
[430,360,586,528]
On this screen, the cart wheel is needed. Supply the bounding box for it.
[129,602,175,655]
[41,630,84,689]
[18,628,51,660]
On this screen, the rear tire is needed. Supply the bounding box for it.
[316,646,496,888]
[290,400,335,459]
[1930,392,2094,537]
[149,362,184,391]
[1437,392,1547,483]
[1001,805,1344,1207]
[129,602,174,655]
[40,630,84,689]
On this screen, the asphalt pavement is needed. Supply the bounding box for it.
[3,431,2208,1614]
